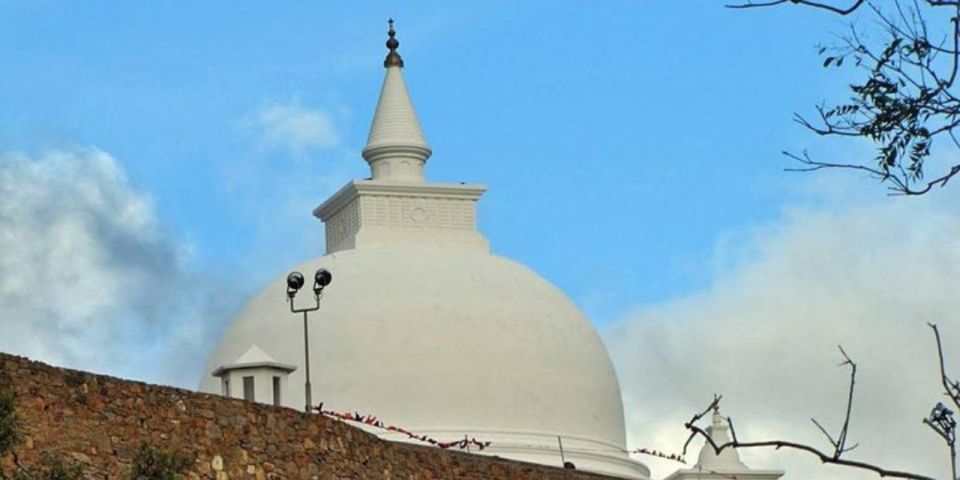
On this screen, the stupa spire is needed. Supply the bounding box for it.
[696,409,748,471]
[362,19,432,182]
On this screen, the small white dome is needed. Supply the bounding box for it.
[202,245,647,478]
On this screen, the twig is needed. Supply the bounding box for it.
[727,0,867,15]
[927,323,959,480]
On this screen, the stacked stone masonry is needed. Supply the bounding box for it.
[0,353,617,480]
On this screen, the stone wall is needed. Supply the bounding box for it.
[0,353,615,479]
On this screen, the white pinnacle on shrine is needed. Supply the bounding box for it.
[697,409,749,471]
[362,19,432,182]
[664,409,783,480]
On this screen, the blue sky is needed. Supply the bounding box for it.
[0,1,849,321]
[3,3,958,479]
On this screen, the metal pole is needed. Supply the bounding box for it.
[303,310,312,413]
[558,435,566,466]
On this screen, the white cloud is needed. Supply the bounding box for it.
[227,99,360,275]
[253,100,340,154]
[606,187,960,480]
[0,148,229,388]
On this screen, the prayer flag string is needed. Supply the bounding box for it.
[313,402,684,462]
[314,402,492,451]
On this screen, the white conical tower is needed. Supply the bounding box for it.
[362,20,432,182]
[664,409,784,480]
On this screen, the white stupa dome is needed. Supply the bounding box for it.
[201,21,648,479]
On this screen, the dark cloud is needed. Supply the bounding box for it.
[0,149,232,388]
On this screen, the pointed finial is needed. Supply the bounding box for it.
[384,19,404,68]
[711,408,725,429]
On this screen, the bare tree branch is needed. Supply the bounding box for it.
[680,326,960,480]
[685,400,937,480]
[727,0,867,15]
[729,1,960,14]
[927,323,959,480]
[810,347,861,457]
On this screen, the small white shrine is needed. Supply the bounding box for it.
[664,409,784,480]
[212,344,296,407]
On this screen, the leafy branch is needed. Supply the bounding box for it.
[729,0,960,195]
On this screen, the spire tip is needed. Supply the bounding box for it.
[384,19,404,68]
